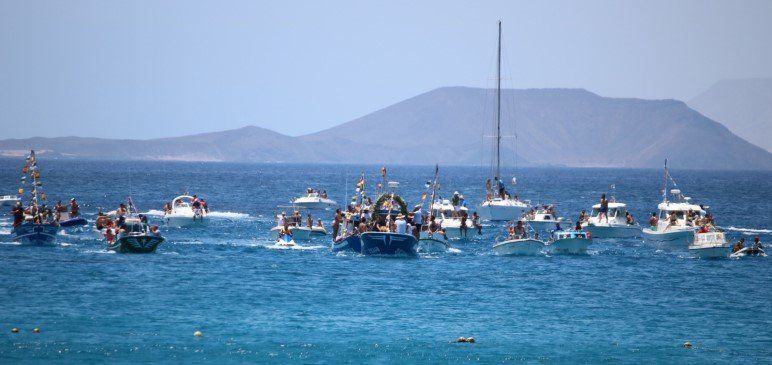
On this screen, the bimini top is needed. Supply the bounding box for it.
[656,201,705,214]
[591,202,627,209]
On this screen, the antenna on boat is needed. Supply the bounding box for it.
[661,159,668,202]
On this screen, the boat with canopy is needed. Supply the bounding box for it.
[642,160,705,245]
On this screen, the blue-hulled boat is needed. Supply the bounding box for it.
[12,150,60,245]
[106,217,165,253]
[332,234,361,253]
[13,222,59,245]
[60,216,88,228]
[360,231,418,256]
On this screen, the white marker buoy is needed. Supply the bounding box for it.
[194,330,203,337]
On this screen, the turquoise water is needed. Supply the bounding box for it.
[0,160,770,363]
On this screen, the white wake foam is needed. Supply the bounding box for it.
[723,226,771,234]
[141,210,250,220]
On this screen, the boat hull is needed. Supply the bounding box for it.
[290,227,312,240]
[165,215,208,228]
[360,232,418,256]
[332,234,362,253]
[548,238,592,254]
[310,227,327,236]
[13,223,59,245]
[584,223,641,239]
[293,201,335,210]
[477,201,527,221]
[109,235,165,253]
[642,227,695,245]
[59,217,88,228]
[689,245,729,259]
[527,220,561,232]
[493,239,545,256]
[417,238,450,253]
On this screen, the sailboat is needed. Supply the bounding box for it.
[418,165,451,253]
[11,150,60,245]
[477,20,529,222]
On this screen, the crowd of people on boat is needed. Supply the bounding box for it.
[95,203,160,243]
[731,236,764,254]
[163,194,209,218]
[10,198,81,227]
[306,188,329,199]
[484,178,520,201]
[647,209,716,231]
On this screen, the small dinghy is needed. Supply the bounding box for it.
[106,218,165,253]
[164,195,208,227]
[418,232,450,253]
[11,150,60,245]
[689,231,729,259]
[730,246,767,258]
[547,230,592,255]
[493,221,544,256]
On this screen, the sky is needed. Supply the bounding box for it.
[1,0,770,139]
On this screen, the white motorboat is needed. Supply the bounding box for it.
[477,21,530,222]
[270,213,313,240]
[493,238,545,256]
[689,231,729,259]
[522,207,563,232]
[730,246,767,258]
[430,199,471,239]
[164,195,208,227]
[293,189,337,210]
[583,202,641,238]
[547,230,592,254]
[642,161,705,246]
[0,195,20,207]
[418,233,450,253]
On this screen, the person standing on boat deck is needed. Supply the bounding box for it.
[665,212,678,231]
[429,215,440,234]
[512,220,526,239]
[599,194,609,223]
[69,198,80,218]
[574,221,582,231]
[306,213,313,229]
[200,198,208,213]
[412,205,423,230]
[332,209,342,239]
[117,203,128,217]
[485,179,492,200]
[472,212,482,234]
[733,238,745,253]
[395,214,408,235]
[578,209,588,223]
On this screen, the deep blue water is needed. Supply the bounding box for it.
[0,159,770,364]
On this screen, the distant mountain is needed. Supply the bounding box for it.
[1,87,770,170]
[689,78,772,152]
[301,87,772,170]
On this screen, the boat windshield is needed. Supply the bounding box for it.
[125,223,148,234]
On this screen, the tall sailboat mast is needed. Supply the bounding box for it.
[495,20,502,181]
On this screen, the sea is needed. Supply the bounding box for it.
[0,159,770,364]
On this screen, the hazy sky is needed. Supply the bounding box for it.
[1,0,770,139]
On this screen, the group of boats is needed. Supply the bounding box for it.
[5,150,214,253]
[3,23,766,261]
